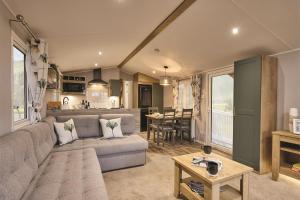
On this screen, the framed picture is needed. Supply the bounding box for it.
[292,119,300,134]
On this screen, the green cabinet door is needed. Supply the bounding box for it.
[109,80,121,96]
[233,56,262,171]
[152,83,163,112]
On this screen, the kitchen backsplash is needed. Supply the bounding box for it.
[59,85,120,109]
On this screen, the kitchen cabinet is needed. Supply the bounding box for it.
[233,55,277,173]
[152,83,163,112]
[109,79,121,97]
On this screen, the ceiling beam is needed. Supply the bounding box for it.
[117,0,196,68]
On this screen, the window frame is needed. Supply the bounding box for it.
[207,66,234,155]
[11,31,30,130]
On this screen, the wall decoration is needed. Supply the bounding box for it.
[293,119,300,134]
[289,108,298,132]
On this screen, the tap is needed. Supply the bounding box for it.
[63,97,69,105]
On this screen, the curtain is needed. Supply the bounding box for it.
[190,74,203,143]
[26,39,49,123]
[178,79,193,111]
[191,74,202,116]
[172,80,179,110]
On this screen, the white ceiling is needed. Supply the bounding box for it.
[4,0,182,72]
[123,0,300,77]
[4,0,300,77]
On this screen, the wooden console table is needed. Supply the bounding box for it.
[272,131,300,181]
[173,152,253,200]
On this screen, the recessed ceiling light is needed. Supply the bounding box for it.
[98,51,102,56]
[95,63,98,67]
[152,70,156,74]
[232,27,239,35]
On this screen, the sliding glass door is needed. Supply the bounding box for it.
[209,70,234,150]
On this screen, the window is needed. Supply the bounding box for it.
[12,44,27,123]
[178,79,193,111]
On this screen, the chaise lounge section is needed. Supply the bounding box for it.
[0,114,148,200]
[53,114,148,172]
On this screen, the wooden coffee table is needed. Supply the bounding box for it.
[173,152,253,200]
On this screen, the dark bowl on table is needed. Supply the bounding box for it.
[203,145,212,155]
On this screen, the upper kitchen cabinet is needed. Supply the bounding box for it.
[233,55,278,174]
[109,79,121,97]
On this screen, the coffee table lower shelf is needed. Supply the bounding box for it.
[180,182,204,200]
[180,178,241,200]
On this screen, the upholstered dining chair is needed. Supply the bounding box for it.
[153,108,176,146]
[174,109,193,143]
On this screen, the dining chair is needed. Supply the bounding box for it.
[148,107,159,114]
[153,108,176,146]
[175,109,193,143]
[163,107,172,110]
[148,107,159,140]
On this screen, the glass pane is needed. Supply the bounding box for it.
[13,46,26,122]
[211,74,233,149]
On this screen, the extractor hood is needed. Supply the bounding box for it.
[88,68,108,85]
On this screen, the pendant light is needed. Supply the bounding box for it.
[160,66,172,86]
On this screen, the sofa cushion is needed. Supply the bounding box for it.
[56,115,101,138]
[0,130,38,200]
[94,135,148,156]
[53,135,148,156]
[20,122,54,166]
[100,118,123,138]
[22,148,108,200]
[101,114,136,134]
[54,119,79,145]
[42,116,57,145]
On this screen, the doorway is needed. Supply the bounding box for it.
[208,69,234,152]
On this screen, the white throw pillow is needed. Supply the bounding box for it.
[54,119,79,145]
[100,118,123,138]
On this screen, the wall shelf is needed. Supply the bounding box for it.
[280,147,300,155]
[272,131,300,181]
[280,163,300,180]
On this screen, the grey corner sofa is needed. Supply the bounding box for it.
[0,114,148,200]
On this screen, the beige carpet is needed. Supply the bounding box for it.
[103,153,300,200]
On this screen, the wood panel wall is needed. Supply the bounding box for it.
[260,56,278,173]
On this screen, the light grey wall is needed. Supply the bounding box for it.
[120,71,133,81]
[63,67,120,83]
[0,1,13,136]
[275,50,300,130]
[102,67,120,82]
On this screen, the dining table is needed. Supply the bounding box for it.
[145,113,192,140]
